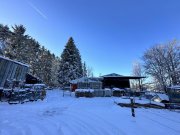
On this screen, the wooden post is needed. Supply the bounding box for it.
[130,98,135,117]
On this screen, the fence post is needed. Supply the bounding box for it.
[130,98,135,117]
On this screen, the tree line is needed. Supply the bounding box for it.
[2,24,177,91]
[0,24,92,87]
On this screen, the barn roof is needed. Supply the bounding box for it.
[101,73,145,79]
[0,56,29,67]
[156,93,169,101]
[70,77,101,84]
[102,73,123,77]
[168,85,180,90]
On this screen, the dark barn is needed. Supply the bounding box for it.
[101,73,145,89]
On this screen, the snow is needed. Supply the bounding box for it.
[104,88,111,91]
[145,92,157,96]
[75,89,94,93]
[115,97,165,107]
[24,84,34,87]
[70,77,99,84]
[33,84,46,86]
[14,89,27,92]
[102,73,123,77]
[156,93,169,101]
[0,89,180,135]
[0,56,29,67]
[168,85,180,90]
[112,88,125,91]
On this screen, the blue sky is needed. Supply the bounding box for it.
[1,0,180,76]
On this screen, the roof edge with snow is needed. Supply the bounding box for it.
[0,56,29,67]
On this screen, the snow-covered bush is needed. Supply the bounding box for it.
[75,89,94,97]
[112,88,125,97]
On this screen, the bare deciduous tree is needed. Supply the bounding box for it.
[131,61,145,90]
[87,66,94,77]
[142,39,180,91]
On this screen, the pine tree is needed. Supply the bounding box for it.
[58,37,83,87]
[0,24,11,55]
[50,55,60,86]
[43,50,53,85]
[0,23,64,86]
[4,25,28,61]
[26,38,41,76]
[36,46,53,85]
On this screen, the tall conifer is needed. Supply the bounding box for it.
[58,37,83,87]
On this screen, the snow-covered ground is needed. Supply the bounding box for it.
[0,89,180,135]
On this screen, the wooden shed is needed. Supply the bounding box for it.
[0,56,29,88]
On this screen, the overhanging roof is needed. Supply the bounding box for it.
[70,77,101,84]
[102,73,145,79]
[102,73,123,77]
[0,56,29,67]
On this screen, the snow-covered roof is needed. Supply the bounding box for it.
[101,73,145,79]
[34,84,46,86]
[25,84,34,86]
[156,94,169,101]
[112,88,125,91]
[0,56,29,67]
[14,89,27,92]
[75,89,94,93]
[168,85,180,90]
[145,92,157,96]
[70,77,101,84]
[104,88,111,91]
[102,73,123,77]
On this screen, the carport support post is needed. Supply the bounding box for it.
[138,79,141,91]
[130,98,135,117]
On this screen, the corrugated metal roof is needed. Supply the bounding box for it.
[0,56,29,67]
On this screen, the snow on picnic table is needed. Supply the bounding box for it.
[0,90,180,135]
[114,97,165,107]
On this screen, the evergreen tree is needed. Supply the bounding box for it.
[0,24,11,55]
[43,50,53,85]
[50,55,60,86]
[58,37,83,87]
[26,38,41,76]
[4,25,28,61]
[36,46,53,85]
[1,24,81,87]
